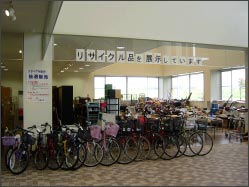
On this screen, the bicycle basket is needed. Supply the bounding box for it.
[22,133,35,145]
[105,123,119,137]
[1,136,16,146]
[78,129,91,140]
[89,125,102,140]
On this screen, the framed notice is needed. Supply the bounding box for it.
[27,69,49,102]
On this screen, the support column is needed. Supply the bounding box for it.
[23,33,53,128]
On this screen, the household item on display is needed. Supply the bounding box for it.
[86,102,100,125]
[106,98,120,116]
[58,86,74,125]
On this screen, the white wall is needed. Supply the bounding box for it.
[53,72,91,98]
[54,1,248,47]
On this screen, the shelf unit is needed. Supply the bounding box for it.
[106,98,120,116]
[86,102,100,125]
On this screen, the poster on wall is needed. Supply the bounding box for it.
[27,69,49,102]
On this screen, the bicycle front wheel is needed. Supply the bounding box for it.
[9,146,29,175]
[136,136,150,161]
[118,136,138,164]
[184,132,203,157]
[198,132,213,156]
[34,148,48,170]
[100,137,121,166]
[84,141,103,167]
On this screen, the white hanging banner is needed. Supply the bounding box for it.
[97,50,106,62]
[154,53,161,64]
[86,49,96,62]
[126,51,135,63]
[163,55,170,65]
[145,53,153,64]
[76,49,85,61]
[179,56,187,65]
[75,49,208,66]
[106,50,115,63]
[171,56,179,65]
[117,51,126,63]
[136,54,143,63]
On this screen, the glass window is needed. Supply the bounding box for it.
[190,73,204,101]
[172,72,204,101]
[94,77,105,99]
[222,68,245,101]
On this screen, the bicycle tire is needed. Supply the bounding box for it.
[5,146,14,169]
[161,135,179,160]
[135,136,150,161]
[73,143,87,170]
[47,147,63,170]
[118,136,138,164]
[34,148,48,170]
[184,132,203,157]
[61,144,79,170]
[175,134,187,158]
[83,141,103,167]
[100,137,121,166]
[8,146,29,175]
[153,133,165,160]
[198,132,213,156]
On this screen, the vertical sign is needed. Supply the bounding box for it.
[107,50,115,63]
[27,69,49,102]
[154,53,161,64]
[87,49,96,62]
[163,55,170,65]
[76,49,85,61]
[145,53,153,64]
[171,56,179,65]
[126,51,135,63]
[97,50,106,62]
[136,54,143,63]
[117,51,126,63]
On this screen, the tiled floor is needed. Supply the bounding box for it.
[1,130,248,186]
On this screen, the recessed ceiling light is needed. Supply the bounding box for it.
[117,46,125,50]
[19,50,22,54]
[74,70,79,72]
[79,67,84,70]
[60,70,64,73]
[53,43,58,46]
[85,64,90,67]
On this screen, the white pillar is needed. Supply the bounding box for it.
[23,33,53,128]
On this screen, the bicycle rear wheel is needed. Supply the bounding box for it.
[47,147,63,170]
[61,144,79,170]
[9,146,29,175]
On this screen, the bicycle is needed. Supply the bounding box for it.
[98,119,121,166]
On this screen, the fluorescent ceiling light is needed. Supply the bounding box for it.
[53,43,58,46]
[85,64,90,67]
[74,70,79,72]
[60,70,64,73]
[3,68,8,71]
[117,46,125,50]
[1,65,6,68]
[79,67,84,70]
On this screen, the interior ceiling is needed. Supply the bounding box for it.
[1,1,248,74]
